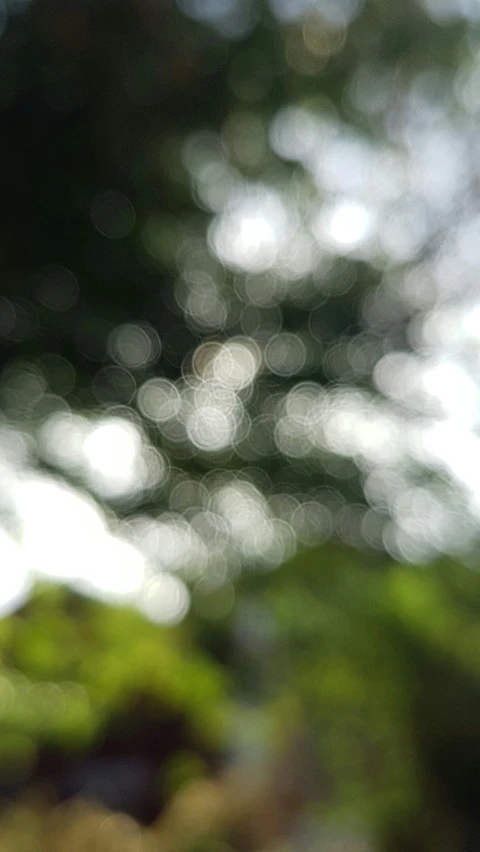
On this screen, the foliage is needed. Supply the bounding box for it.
[1,1,480,849]
[0,545,477,849]
[0,584,230,782]
[233,544,480,849]
[1,0,480,565]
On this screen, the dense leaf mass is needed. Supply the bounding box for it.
[1,1,480,850]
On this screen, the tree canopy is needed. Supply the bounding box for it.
[2,0,480,597]
[1,0,480,849]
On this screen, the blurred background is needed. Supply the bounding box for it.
[1,0,480,849]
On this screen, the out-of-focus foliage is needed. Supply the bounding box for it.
[2,1,480,850]
[3,0,480,618]
[0,769,307,852]
[233,543,480,850]
[0,545,479,849]
[0,585,229,781]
